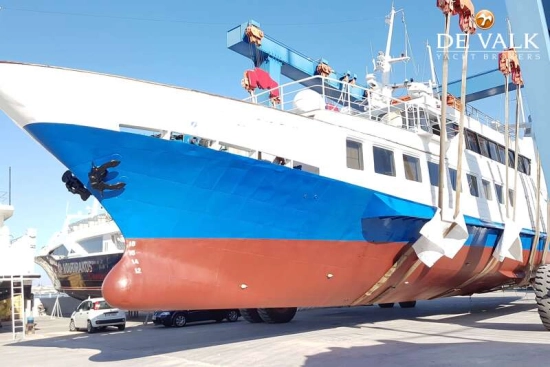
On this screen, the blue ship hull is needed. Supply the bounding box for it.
[23,122,547,310]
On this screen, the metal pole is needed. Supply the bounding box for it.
[504,75,510,218]
[438,13,451,214]
[527,154,542,271]
[454,32,470,218]
[512,86,521,221]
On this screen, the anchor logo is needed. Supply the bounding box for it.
[475,9,495,30]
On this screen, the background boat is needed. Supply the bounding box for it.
[35,198,124,300]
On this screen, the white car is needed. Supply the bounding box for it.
[69,297,126,333]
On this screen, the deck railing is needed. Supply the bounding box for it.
[68,213,113,233]
[243,75,513,136]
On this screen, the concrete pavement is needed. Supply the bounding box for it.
[1,290,548,367]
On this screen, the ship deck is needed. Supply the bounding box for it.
[1,290,547,367]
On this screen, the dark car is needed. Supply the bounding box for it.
[152,309,240,327]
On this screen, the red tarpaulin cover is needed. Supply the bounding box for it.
[245,68,280,99]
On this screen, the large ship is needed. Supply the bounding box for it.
[0,3,549,327]
[35,199,124,300]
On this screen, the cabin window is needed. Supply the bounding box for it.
[464,133,532,174]
[488,141,500,162]
[403,155,422,182]
[52,246,69,257]
[80,237,104,254]
[497,145,506,164]
[509,189,515,207]
[293,161,320,175]
[447,122,459,139]
[508,151,516,169]
[448,168,458,191]
[482,179,492,200]
[519,157,527,175]
[346,139,364,170]
[428,162,439,186]
[466,130,481,154]
[373,147,395,176]
[477,136,490,158]
[495,184,504,204]
[170,132,184,141]
[520,156,531,175]
[467,174,479,197]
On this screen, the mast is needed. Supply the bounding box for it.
[427,41,439,95]
[373,5,410,97]
[385,5,396,58]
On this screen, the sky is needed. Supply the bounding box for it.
[0,0,520,285]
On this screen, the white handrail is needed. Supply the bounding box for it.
[243,75,514,136]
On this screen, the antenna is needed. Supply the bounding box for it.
[507,18,514,48]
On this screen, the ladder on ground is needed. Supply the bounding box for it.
[10,275,25,340]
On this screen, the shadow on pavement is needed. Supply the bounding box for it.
[4,293,546,363]
[302,339,549,367]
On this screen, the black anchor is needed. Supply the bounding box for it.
[88,160,126,196]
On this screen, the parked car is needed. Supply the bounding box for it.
[152,309,240,327]
[69,297,126,333]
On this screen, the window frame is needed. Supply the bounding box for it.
[373,146,396,177]
[495,183,504,204]
[477,135,490,158]
[482,179,492,200]
[403,154,422,182]
[465,129,481,154]
[346,139,364,171]
[466,173,479,197]
[448,168,459,191]
[428,161,439,186]
[487,140,500,162]
[497,145,506,164]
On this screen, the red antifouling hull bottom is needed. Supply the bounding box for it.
[102,238,544,311]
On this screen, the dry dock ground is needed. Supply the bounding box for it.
[1,290,548,367]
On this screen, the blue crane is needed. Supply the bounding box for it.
[228,20,522,106]
[445,68,522,102]
[227,20,365,103]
